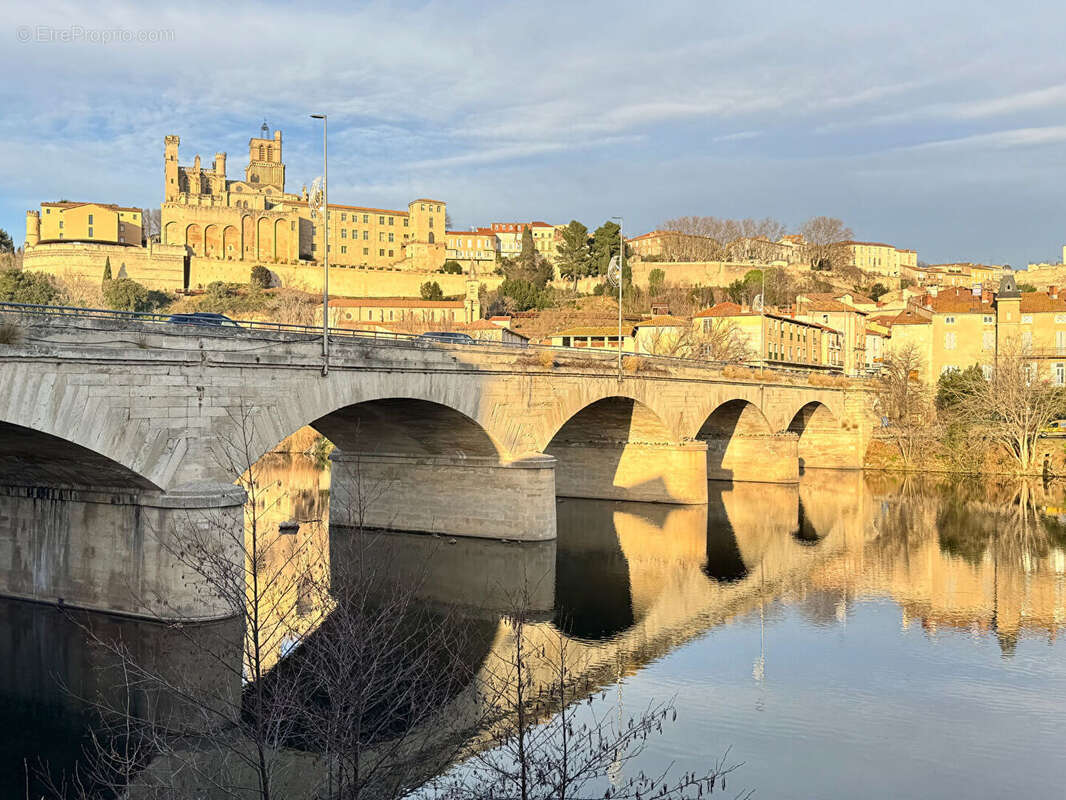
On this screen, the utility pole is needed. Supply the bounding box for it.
[310,113,329,374]
[612,216,624,380]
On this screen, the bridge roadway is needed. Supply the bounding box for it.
[0,311,875,619]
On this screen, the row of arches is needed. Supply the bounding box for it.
[163,216,295,261]
[0,393,846,496]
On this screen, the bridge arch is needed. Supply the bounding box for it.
[787,401,847,473]
[545,396,706,504]
[697,398,797,484]
[0,419,159,491]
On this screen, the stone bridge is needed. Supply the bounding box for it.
[0,314,874,618]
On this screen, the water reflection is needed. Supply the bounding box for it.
[5,457,1066,799]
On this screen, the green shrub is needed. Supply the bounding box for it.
[420,281,444,301]
[0,269,63,305]
[250,265,272,289]
[440,260,463,275]
[104,278,155,312]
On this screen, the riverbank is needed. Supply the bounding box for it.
[864,436,1066,477]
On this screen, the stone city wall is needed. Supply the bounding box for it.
[22,242,186,292]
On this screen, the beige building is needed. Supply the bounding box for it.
[794,293,868,375]
[489,222,560,261]
[692,302,841,370]
[880,277,1066,385]
[549,325,636,352]
[446,228,498,273]
[160,126,447,271]
[31,202,143,247]
[323,285,480,328]
[843,241,917,278]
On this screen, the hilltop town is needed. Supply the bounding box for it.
[4,124,1066,391]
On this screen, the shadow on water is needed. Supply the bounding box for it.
[0,597,241,797]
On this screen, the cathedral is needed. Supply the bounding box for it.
[160,124,447,271]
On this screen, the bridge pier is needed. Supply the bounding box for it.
[798,428,865,471]
[549,441,709,505]
[705,432,799,483]
[329,451,558,541]
[0,482,245,620]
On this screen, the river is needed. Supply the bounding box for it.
[3,456,1066,798]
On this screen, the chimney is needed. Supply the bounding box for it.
[1050,285,1059,299]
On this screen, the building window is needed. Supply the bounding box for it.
[88,227,93,237]
[388,249,394,257]
[940,365,958,375]
[944,332,957,350]
[1058,330,1066,353]
[58,221,63,229]
[1057,364,1065,386]
[388,217,394,225]
[944,315,955,324]
[363,247,369,255]
[88,214,94,224]
[363,214,369,223]
[388,232,394,242]
[363,231,368,240]
[341,229,346,238]
[984,315,994,324]
[1022,314,1033,324]
[379,216,385,224]
[404,218,409,227]
[341,245,347,254]
[983,331,995,351]
[1022,331,1033,348]
[982,364,993,380]
[379,248,384,256]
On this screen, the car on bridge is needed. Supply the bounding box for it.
[167,312,242,328]
[417,331,475,344]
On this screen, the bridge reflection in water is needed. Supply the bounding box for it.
[6,459,1066,797]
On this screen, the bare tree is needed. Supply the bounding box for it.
[943,340,1066,472]
[798,217,853,271]
[42,410,481,800]
[141,208,162,244]
[658,217,789,264]
[643,317,754,363]
[875,343,936,468]
[423,594,745,800]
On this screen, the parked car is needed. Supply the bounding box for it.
[418,331,475,344]
[167,312,242,328]
[1041,420,1066,437]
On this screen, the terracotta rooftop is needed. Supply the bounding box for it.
[927,287,991,313]
[1020,291,1066,313]
[798,297,867,314]
[42,201,142,213]
[634,315,690,328]
[889,309,931,326]
[552,326,634,338]
[694,302,748,318]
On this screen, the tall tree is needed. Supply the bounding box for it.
[876,343,936,468]
[942,339,1066,472]
[799,216,853,271]
[0,228,14,254]
[554,220,591,288]
[590,220,626,276]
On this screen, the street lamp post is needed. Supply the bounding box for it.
[310,113,329,373]
[611,216,624,379]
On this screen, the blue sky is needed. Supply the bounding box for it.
[3,0,1066,266]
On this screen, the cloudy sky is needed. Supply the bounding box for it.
[3,0,1066,266]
